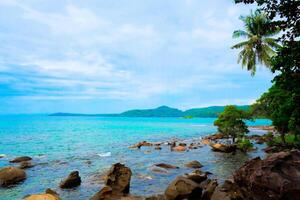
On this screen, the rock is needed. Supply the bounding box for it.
[19,161,34,169]
[59,171,81,189]
[0,166,26,187]
[0,154,6,158]
[205,133,225,140]
[263,146,277,153]
[130,141,152,149]
[25,189,60,200]
[210,143,236,153]
[185,170,207,184]
[155,146,162,150]
[210,180,247,200]
[172,146,186,152]
[150,167,169,174]
[178,143,187,147]
[154,163,179,169]
[164,176,203,200]
[146,195,166,200]
[9,156,32,163]
[233,150,300,200]
[105,163,132,194]
[201,179,218,200]
[201,139,211,145]
[185,160,203,168]
[90,186,116,200]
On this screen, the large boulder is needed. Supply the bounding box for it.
[105,163,132,194]
[210,143,236,153]
[0,166,26,187]
[59,171,81,189]
[25,189,60,200]
[164,176,203,200]
[9,156,32,163]
[233,150,300,200]
[185,161,203,169]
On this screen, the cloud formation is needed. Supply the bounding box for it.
[0,0,273,113]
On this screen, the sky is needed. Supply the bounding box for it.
[0,0,274,114]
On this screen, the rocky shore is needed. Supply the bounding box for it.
[1,127,299,200]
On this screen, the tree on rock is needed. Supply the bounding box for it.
[214,105,250,143]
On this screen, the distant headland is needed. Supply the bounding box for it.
[49,105,250,118]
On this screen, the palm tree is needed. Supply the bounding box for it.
[231,10,280,75]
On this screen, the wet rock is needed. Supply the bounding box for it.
[19,161,34,169]
[0,154,6,158]
[155,146,162,150]
[178,143,186,147]
[25,189,60,200]
[106,163,132,194]
[9,156,32,163]
[201,139,211,145]
[164,176,203,200]
[0,166,26,187]
[150,167,169,174]
[130,141,152,149]
[210,143,236,153]
[233,150,300,200]
[185,160,203,169]
[171,146,186,152]
[154,163,179,169]
[59,171,81,189]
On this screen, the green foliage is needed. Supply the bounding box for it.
[236,0,300,149]
[214,105,251,143]
[267,134,300,148]
[235,0,300,40]
[252,85,294,134]
[237,138,254,152]
[231,10,280,75]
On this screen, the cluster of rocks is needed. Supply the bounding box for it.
[2,146,300,200]
[130,140,203,152]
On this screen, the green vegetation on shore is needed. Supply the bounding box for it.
[233,0,300,150]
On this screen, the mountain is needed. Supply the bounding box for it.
[120,106,183,117]
[50,105,250,118]
[183,105,250,118]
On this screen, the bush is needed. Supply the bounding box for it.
[237,138,254,152]
[267,134,300,148]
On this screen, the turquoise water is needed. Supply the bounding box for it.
[0,116,271,199]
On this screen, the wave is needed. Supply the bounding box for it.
[97,152,111,157]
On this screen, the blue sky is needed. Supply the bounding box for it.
[0,0,274,114]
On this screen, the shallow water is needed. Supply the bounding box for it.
[0,116,271,199]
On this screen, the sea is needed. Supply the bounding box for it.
[0,115,271,199]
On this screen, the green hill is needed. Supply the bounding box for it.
[183,105,250,118]
[120,106,183,117]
